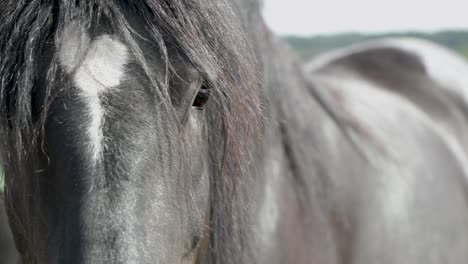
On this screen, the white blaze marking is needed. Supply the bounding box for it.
[59,24,129,163]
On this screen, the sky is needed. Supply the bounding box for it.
[263,0,468,36]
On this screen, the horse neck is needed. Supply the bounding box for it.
[252,22,334,182]
[245,12,357,261]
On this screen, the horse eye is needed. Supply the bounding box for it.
[192,86,211,110]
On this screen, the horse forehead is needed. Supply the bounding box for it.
[58,24,130,95]
[57,23,130,163]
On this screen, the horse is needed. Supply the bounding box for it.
[2,0,468,263]
[1,0,261,263]
[304,37,468,155]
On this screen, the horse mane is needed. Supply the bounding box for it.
[0,0,262,262]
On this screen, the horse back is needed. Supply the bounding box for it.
[301,38,468,263]
[306,38,468,158]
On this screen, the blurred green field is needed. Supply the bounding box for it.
[284,30,468,59]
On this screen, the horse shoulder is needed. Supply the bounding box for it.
[310,71,468,263]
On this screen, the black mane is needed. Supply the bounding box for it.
[0,0,262,262]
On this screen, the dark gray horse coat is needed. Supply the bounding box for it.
[1,0,468,263]
[234,1,468,263]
